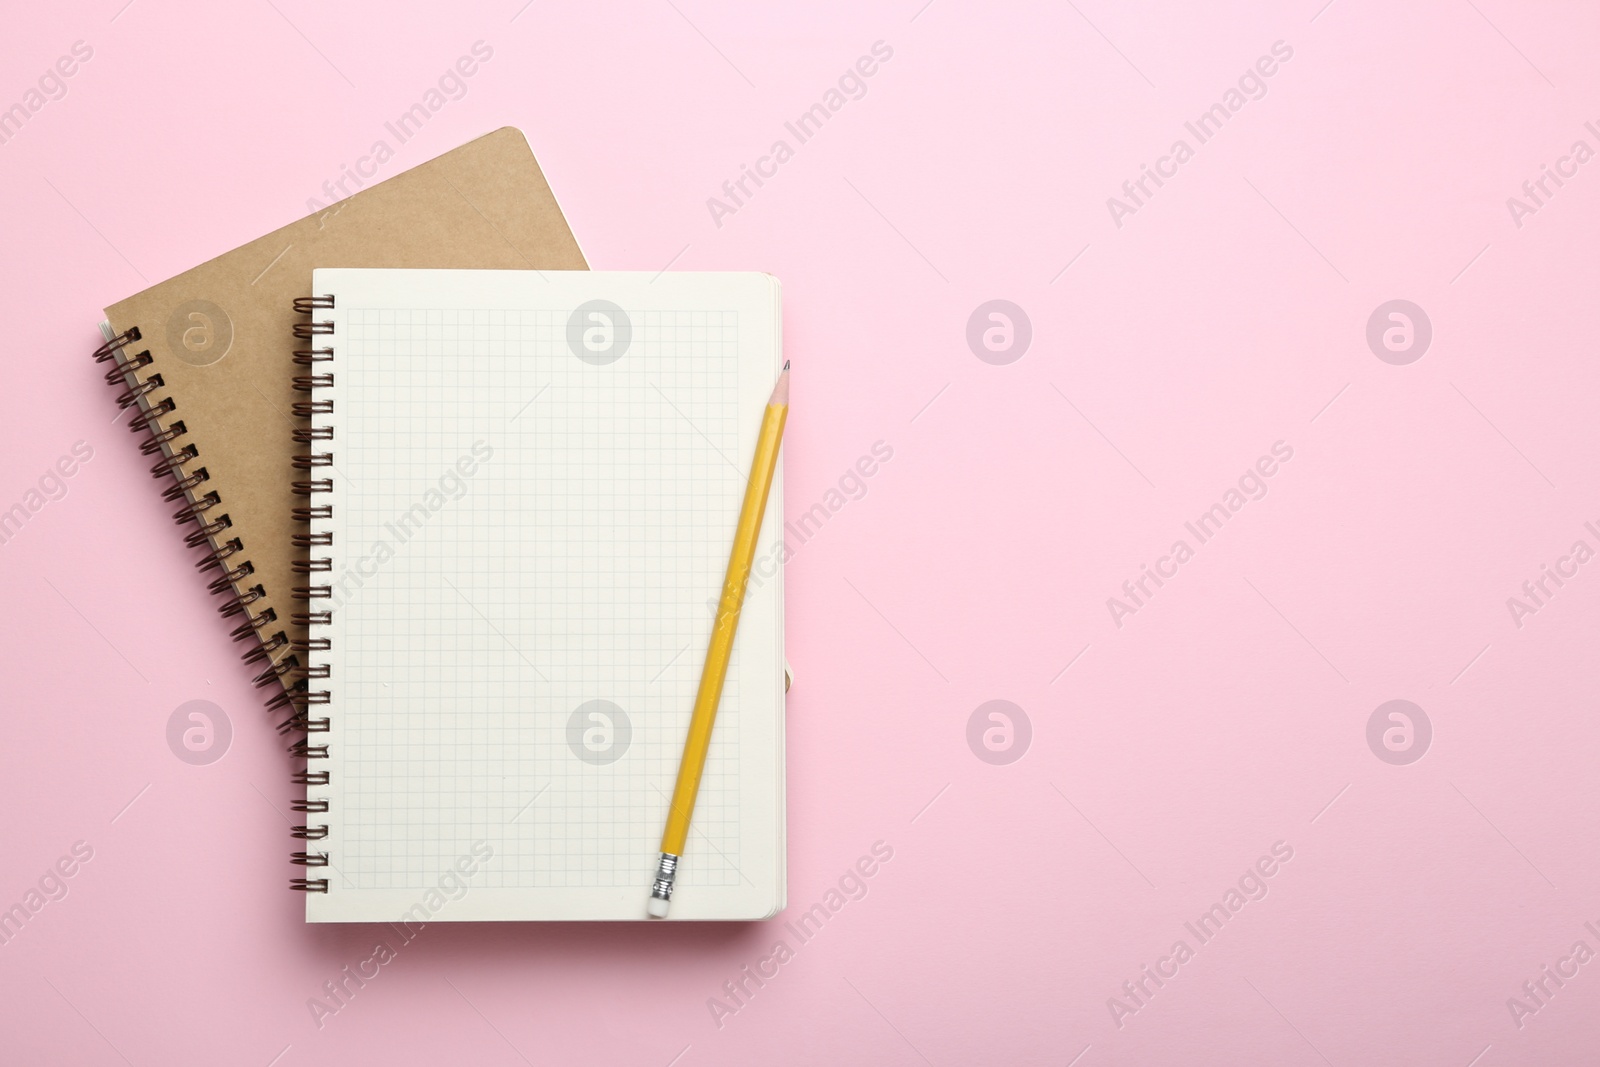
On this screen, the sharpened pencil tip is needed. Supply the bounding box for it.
[783,360,790,370]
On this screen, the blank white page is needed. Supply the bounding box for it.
[305,269,784,922]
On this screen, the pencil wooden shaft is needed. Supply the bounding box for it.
[660,394,788,857]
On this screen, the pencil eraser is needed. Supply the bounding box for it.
[646,898,670,918]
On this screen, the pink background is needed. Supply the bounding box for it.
[4,0,1599,1063]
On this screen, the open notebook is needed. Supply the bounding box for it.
[296,270,785,921]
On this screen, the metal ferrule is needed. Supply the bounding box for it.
[650,852,680,903]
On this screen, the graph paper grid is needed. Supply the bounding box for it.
[306,271,783,922]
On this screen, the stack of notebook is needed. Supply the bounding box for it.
[95,129,786,921]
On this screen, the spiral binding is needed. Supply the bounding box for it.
[289,294,336,891]
[92,327,294,680]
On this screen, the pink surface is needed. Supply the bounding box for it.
[3,1,1598,1063]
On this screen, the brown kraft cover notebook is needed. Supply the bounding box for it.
[93,128,588,721]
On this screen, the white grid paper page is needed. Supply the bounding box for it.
[306,270,783,922]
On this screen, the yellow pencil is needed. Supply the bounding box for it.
[648,360,790,918]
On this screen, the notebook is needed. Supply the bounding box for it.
[93,128,587,709]
[294,269,786,921]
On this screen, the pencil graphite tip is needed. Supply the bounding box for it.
[783,360,790,370]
